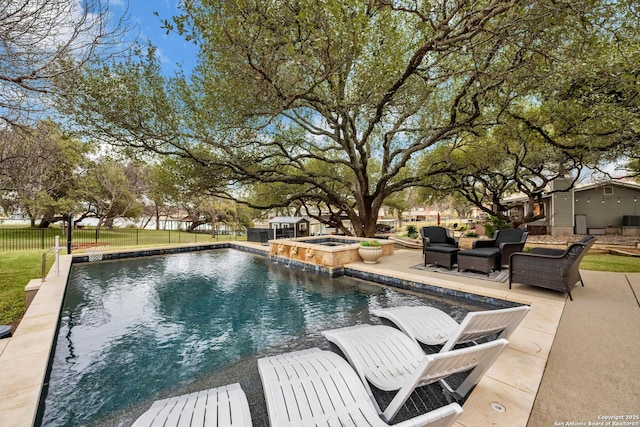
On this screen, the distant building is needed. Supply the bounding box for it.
[503,179,640,237]
[267,216,311,238]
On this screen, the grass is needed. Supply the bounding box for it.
[0,250,54,326]
[581,254,640,272]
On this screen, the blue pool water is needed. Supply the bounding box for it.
[39,249,504,426]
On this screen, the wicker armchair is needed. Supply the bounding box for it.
[473,228,528,268]
[420,226,458,249]
[509,235,595,300]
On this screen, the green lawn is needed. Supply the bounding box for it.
[581,254,640,273]
[0,250,54,326]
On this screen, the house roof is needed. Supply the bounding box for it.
[268,216,310,224]
[573,180,640,193]
[502,179,640,204]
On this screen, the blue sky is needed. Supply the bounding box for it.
[111,1,198,75]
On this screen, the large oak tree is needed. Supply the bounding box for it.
[419,0,640,227]
[60,0,637,236]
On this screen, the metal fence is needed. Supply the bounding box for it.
[0,227,247,252]
[0,228,62,251]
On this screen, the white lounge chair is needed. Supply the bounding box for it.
[322,324,507,422]
[258,347,463,427]
[372,305,529,352]
[132,383,252,427]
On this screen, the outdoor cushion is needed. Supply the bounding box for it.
[421,226,458,247]
[458,247,499,258]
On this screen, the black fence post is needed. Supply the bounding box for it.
[67,213,73,254]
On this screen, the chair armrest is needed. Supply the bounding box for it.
[530,247,566,257]
[423,237,431,247]
[473,239,496,249]
[499,241,526,251]
[509,250,574,270]
[446,236,459,247]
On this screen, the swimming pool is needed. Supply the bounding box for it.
[38,248,511,426]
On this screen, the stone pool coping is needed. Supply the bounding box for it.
[0,242,565,426]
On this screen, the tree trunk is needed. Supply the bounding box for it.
[104,217,114,230]
[187,219,206,232]
[39,208,56,228]
[349,201,379,237]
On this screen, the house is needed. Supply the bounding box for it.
[504,178,640,237]
[267,216,311,238]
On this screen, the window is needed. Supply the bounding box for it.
[533,203,544,216]
[603,186,614,195]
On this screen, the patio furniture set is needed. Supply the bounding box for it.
[133,305,530,427]
[421,226,528,274]
[421,226,596,301]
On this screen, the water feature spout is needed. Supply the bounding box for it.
[305,248,316,263]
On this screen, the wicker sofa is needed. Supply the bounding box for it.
[509,235,595,300]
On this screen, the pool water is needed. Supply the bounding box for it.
[39,249,502,426]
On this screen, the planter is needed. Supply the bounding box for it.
[358,246,382,264]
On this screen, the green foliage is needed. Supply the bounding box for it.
[59,1,640,237]
[0,121,88,225]
[360,240,381,247]
[415,1,640,227]
[406,224,418,239]
[484,216,510,237]
[78,160,144,227]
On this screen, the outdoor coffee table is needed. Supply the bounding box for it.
[423,246,460,270]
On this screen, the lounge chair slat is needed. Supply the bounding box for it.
[185,391,206,426]
[258,347,463,427]
[131,383,251,427]
[322,324,508,422]
[164,394,189,425]
[372,305,530,352]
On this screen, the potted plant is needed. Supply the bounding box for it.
[358,240,383,264]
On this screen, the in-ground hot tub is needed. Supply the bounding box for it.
[268,235,395,269]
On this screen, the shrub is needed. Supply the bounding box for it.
[484,215,509,237]
[360,240,381,247]
[405,224,418,239]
